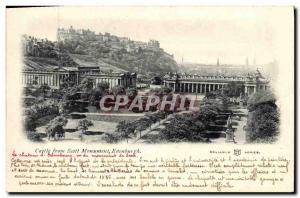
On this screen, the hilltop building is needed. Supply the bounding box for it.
[22,35,57,57]
[56,26,161,53]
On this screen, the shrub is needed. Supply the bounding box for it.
[26,131,43,142]
[245,90,279,143]
[102,133,123,143]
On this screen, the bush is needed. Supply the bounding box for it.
[246,93,279,143]
[247,90,276,111]
[24,116,37,131]
[158,113,207,142]
[223,82,244,98]
[102,133,123,143]
[26,131,43,142]
[77,119,94,134]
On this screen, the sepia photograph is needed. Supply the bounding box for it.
[6,6,295,193]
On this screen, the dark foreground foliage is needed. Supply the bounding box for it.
[245,90,279,143]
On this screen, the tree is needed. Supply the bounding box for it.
[23,99,60,127]
[245,90,279,143]
[220,95,230,110]
[89,84,109,106]
[23,86,33,96]
[205,91,217,99]
[158,113,207,143]
[58,101,69,115]
[102,133,122,143]
[151,87,172,95]
[59,85,82,113]
[46,116,68,140]
[155,111,166,123]
[97,82,110,91]
[247,89,276,111]
[137,47,143,54]
[24,116,36,131]
[77,119,94,136]
[75,77,94,101]
[62,85,80,101]
[115,120,136,143]
[38,84,51,98]
[203,90,230,111]
[126,87,138,99]
[198,102,219,127]
[151,76,163,85]
[112,85,125,96]
[135,117,151,138]
[145,113,158,128]
[23,113,42,142]
[205,90,224,99]
[60,78,76,92]
[224,82,244,97]
[79,77,94,92]
[224,82,244,98]
[74,45,87,54]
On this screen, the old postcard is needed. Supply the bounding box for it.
[6,6,294,192]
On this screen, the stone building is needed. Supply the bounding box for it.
[84,72,137,89]
[22,67,79,89]
[163,69,268,96]
[148,39,160,48]
[22,35,55,57]
[22,63,137,90]
[56,26,163,54]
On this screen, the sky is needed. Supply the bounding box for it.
[16,6,289,66]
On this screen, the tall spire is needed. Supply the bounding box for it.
[217,58,220,66]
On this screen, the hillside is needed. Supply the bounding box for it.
[58,38,178,74]
[22,33,178,74]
